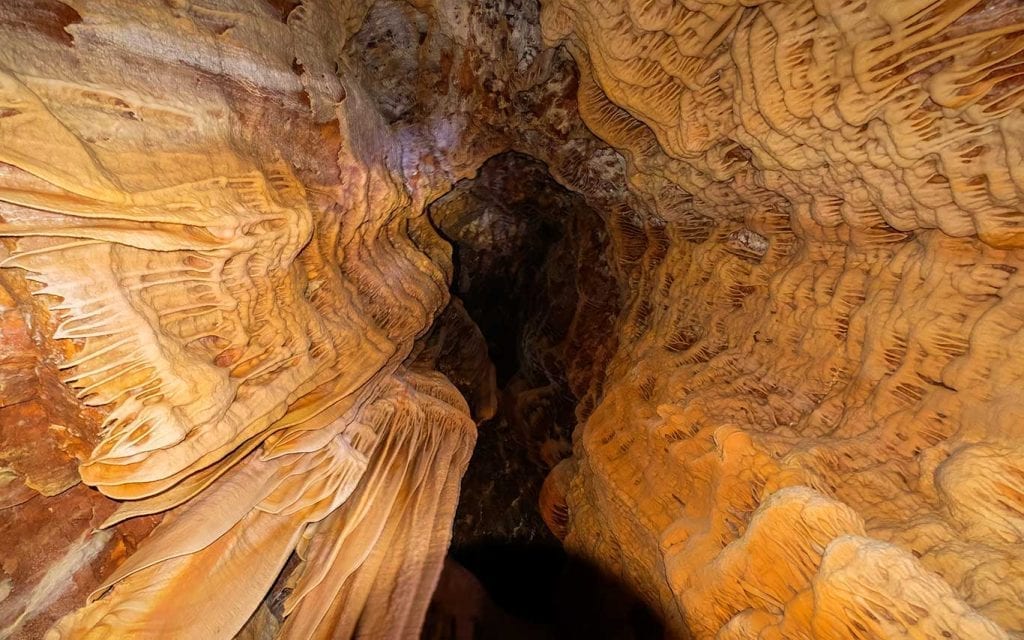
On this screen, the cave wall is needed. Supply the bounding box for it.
[0,0,1022,639]
[538,1,1024,638]
[0,1,616,637]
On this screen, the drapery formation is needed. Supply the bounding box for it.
[1,1,1023,639]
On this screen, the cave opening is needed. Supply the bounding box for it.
[419,152,662,639]
[426,152,580,631]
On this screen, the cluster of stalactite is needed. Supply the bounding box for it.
[1,1,1023,639]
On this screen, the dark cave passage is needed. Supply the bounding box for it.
[419,153,662,640]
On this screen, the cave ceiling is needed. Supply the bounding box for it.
[0,0,1023,638]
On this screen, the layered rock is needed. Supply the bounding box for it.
[539,0,1024,638]
[0,1,1022,639]
[0,2,480,637]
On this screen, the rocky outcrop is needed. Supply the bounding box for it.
[0,0,1022,639]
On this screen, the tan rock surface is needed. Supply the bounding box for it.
[0,0,1021,638]
[542,0,1024,637]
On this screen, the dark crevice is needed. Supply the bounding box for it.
[420,152,661,639]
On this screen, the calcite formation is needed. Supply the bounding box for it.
[0,0,1022,639]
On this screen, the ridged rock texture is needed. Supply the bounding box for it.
[0,0,1022,639]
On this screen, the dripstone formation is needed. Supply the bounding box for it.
[0,1,1022,639]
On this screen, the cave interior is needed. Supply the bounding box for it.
[1,0,1024,639]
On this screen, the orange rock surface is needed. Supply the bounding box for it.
[0,0,1022,638]
[539,1,1024,637]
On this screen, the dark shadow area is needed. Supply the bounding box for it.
[424,544,665,640]
[425,152,588,580]
[454,540,566,624]
[422,153,640,638]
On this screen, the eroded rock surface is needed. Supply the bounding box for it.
[0,0,1022,639]
[539,0,1024,638]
